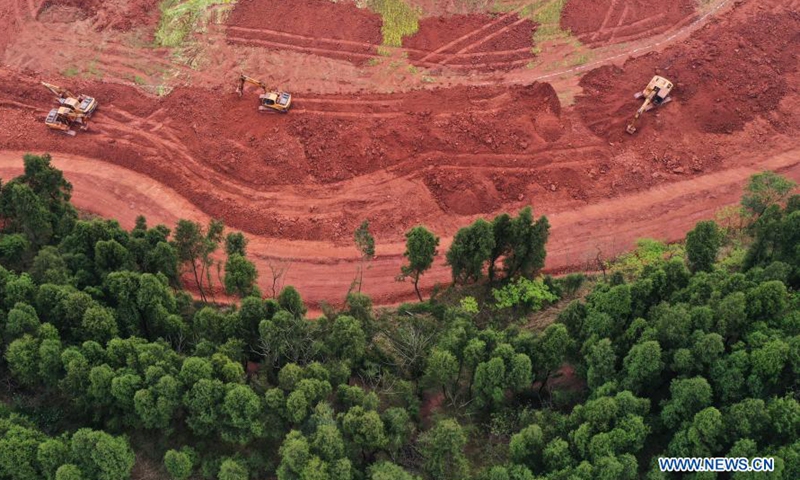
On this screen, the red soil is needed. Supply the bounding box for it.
[404,13,535,71]
[0,0,798,309]
[562,0,697,47]
[37,0,160,31]
[576,6,799,143]
[226,0,382,65]
[226,1,534,72]
[405,14,489,51]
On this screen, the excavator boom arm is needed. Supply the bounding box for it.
[237,75,268,96]
[626,93,655,134]
[41,82,75,99]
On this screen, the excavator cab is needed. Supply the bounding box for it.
[45,107,88,136]
[259,91,292,113]
[626,75,674,134]
[42,82,98,117]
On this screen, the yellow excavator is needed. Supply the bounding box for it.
[42,82,98,117]
[626,75,673,134]
[236,74,292,113]
[45,107,89,136]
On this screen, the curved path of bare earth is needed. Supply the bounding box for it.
[0,0,797,310]
[2,147,798,308]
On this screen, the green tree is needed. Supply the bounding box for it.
[510,424,544,469]
[224,253,258,297]
[183,378,225,437]
[0,182,53,246]
[661,377,713,429]
[535,323,571,392]
[503,207,550,279]
[220,384,263,444]
[398,226,439,301]
[586,338,617,390]
[368,461,420,480]
[37,438,70,479]
[218,459,248,480]
[328,315,366,361]
[69,429,135,480]
[382,407,413,454]
[173,219,224,303]
[80,306,118,344]
[741,171,796,216]
[278,286,307,318]
[446,218,495,284]
[424,349,459,399]
[418,418,469,480]
[164,449,194,480]
[225,232,248,256]
[488,213,513,281]
[354,220,376,293]
[685,221,722,273]
[5,334,41,386]
[5,302,40,340]
[622,341,664,393]
[341,406,387,455]
[492,277,557,311]
[277,430,311,480]
[55,465,83,480]
[472,356,506,408]
[29,246,69,285]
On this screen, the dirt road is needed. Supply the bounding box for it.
[3,147,797,307]
[0,0,797,308]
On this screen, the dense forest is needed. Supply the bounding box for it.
[1,154,798,479]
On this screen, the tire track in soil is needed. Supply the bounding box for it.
[227,2,539,71]
[493,0,734,88]
[590,0,622,42]
[417,3,531,63]
[226,29,532,70]
[3,0,792,308]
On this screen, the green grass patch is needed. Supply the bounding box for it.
[569,52,591,66]
[62,66,80,78]
[155,0,236,47]
[522,0,575,44]
[84,60,103,79]
[368,0,420,47]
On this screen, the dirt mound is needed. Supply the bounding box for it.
[562,0,696,47]
[0,70,570,237]
[38,0,160,31]
[404,13,535,71]
[226,0,382,65]
[576,5,798,143]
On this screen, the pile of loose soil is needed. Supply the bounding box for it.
[561,0,696,46]
[0,71,569,237]
[575,6,798,142]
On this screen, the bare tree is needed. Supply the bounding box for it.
[268,260,292,298]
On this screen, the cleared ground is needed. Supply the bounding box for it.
[0,0,797,307]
